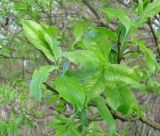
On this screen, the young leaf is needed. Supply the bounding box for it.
[95,96,116,135]
[22,20,61,62]
[51,115,80,136]
[55,75,85,110]
[30,65,55,101]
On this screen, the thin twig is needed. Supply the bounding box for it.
[82,0,114,31]
[43,82,58,94]
[0,54,32,60]
[148,17,160,58]
[117,31,121,64]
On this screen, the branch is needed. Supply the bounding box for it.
[113,111,160,131]
[44,83,160,131]
[82,0,101,20]
[147,18,160,58]
[82,0,114,31]
[43,82,58,94]
[140,113,160,131]
[0,53,31,60]
[117,31,121,64]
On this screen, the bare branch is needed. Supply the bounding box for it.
[82,0,115,31]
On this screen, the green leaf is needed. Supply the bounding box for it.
[73,21,91,42]
[144,0,160,17]
[84,27,117,41]
[84,71,106,102]
[15,2,28,11]
[51,39,62,63]
[71,68,97,80]
[96,27,118,41]
[55,75,85,110]
[51,115,80,136]
[30,65,55,101]
[95,96,116,135]
[143,0,150,9]
[63,50,99,68]
[22,20,61,62]
[80,109,88,128]
[101,7,132,34]
[136,0,160,26]
[131,40,157,73]
[46,26,58,37]
[105,83,136,113]
[104,64,142,88]
[137,0,144,15]
[83,28,112,61]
